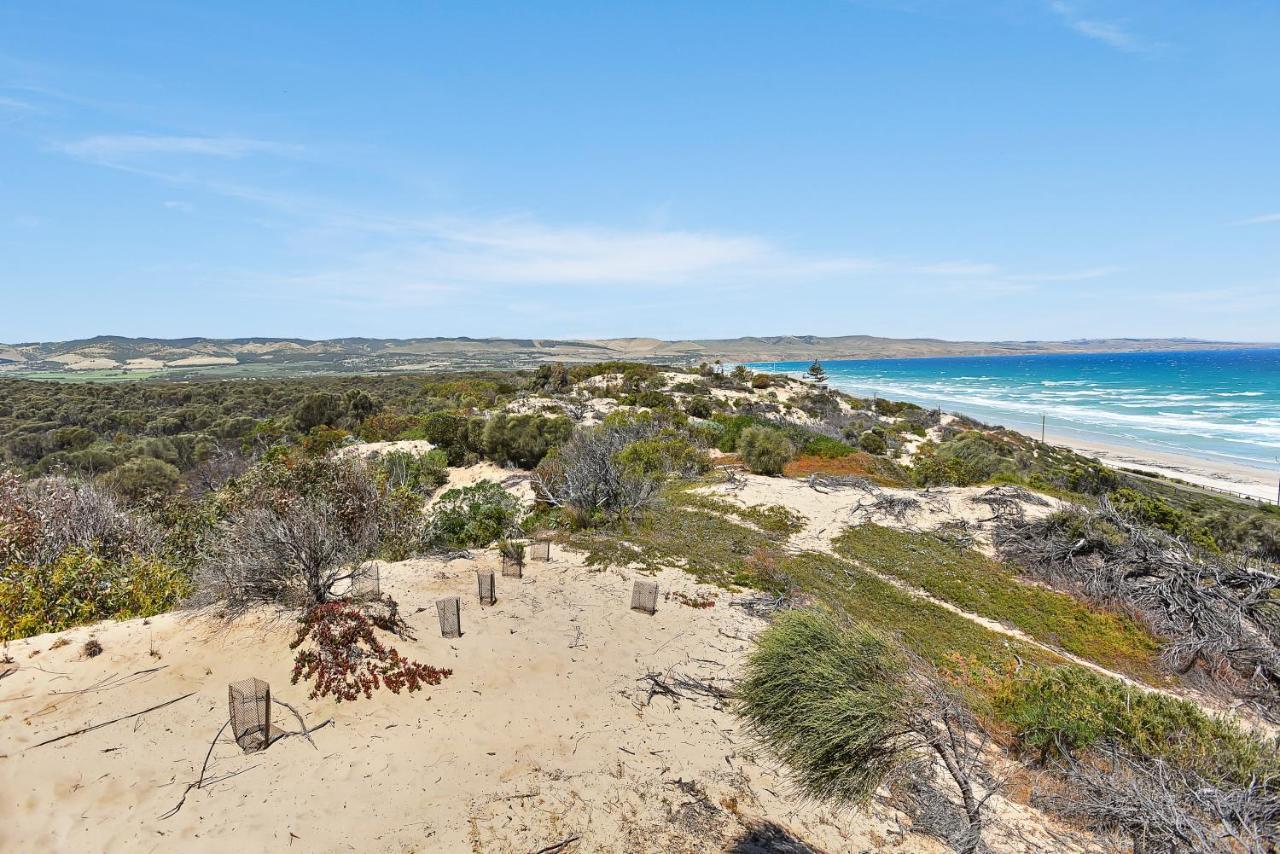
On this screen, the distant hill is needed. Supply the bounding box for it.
[0,333,1272,378]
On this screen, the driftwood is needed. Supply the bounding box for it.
[731,593,793,619]
[29,692,196,748]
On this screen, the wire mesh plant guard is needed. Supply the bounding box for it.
[529,540,551,562]
[631,579,659,615]
[349,563,380,600]
[437,596,462,638]
[477,569,496,606]
[228,678,272,753]
[501,554,523,578]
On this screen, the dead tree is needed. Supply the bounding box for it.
[195,496,381,609]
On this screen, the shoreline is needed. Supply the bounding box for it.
[1038,429,1277,505]
[748,367,1276,506]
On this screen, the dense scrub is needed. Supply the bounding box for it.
[0,371,523,483]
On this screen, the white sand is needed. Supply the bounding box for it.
[0,548,1089,853]
[1043,431,1279,504]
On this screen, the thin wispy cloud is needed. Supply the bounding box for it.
[61,134,298,160]
[1233,212,1280,226]
[50,120,1129,312]
[0,95,35,111]
[1048,1,1148,54]
[1007,266,1122,283]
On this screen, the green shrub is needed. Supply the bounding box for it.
[803,435,856,458]
[424,481,521,549]
[1111,487,1218,552]
[750,373,772,389]
[738,426,794,476]
[481,413,573,469]
[615,433,710,479]
[738,609,914,804]
[418,412,470,464]
[684,397,714,419]
[359,411,421,442]
[300,425,349,457]
[101,456,181,501]
[872,399,920,417]
[0,549,188,641]
[293,392,346,432]
[377,449,449,495]
[857,431,887,455]
[634,389,677,410]
[998,666,1277,780]
[911,443,982,487]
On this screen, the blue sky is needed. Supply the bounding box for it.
[1,1,1277,343]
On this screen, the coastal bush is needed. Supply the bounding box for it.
[358,411,420,442]
[567,361,661,384]
[911,443,983,487]
[100,456,182,502]
[532,421,681,522]
[802,435,856,458]
[872,399,920,417]
[615,432,709,480]
[683,396,714,419]
[423,481,521,549]
[0,471,155,567]
[197,495,382,608]
[292,392,346,432]
[998,665,1276,779]
[0,550,188,641]
[299,425,349,457]
[632,389,677,410]
[290,602,452,701]
[739,609,995,851]
[195,454,416,607]
[738,610,913,804]
[857,431,887,456]
[1110,487,1218,552]
[375,449,449,495]
[480,413,573,469]
[738,426,794,476]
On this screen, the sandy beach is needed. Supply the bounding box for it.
[1041,430,1279,504]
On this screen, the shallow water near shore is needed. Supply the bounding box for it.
[751,349,1280,471]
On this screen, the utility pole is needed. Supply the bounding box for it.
[1041,414,1046,444]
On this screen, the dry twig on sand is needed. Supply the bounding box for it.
[530,835,580,854]
[29,692,196,749]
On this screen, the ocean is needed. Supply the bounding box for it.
[749,349,1280,471]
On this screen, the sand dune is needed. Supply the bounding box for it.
[0,541,1092,853]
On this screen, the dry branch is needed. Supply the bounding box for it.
[29,691,196,749]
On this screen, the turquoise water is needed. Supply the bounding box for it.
[749,349,1280,470]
